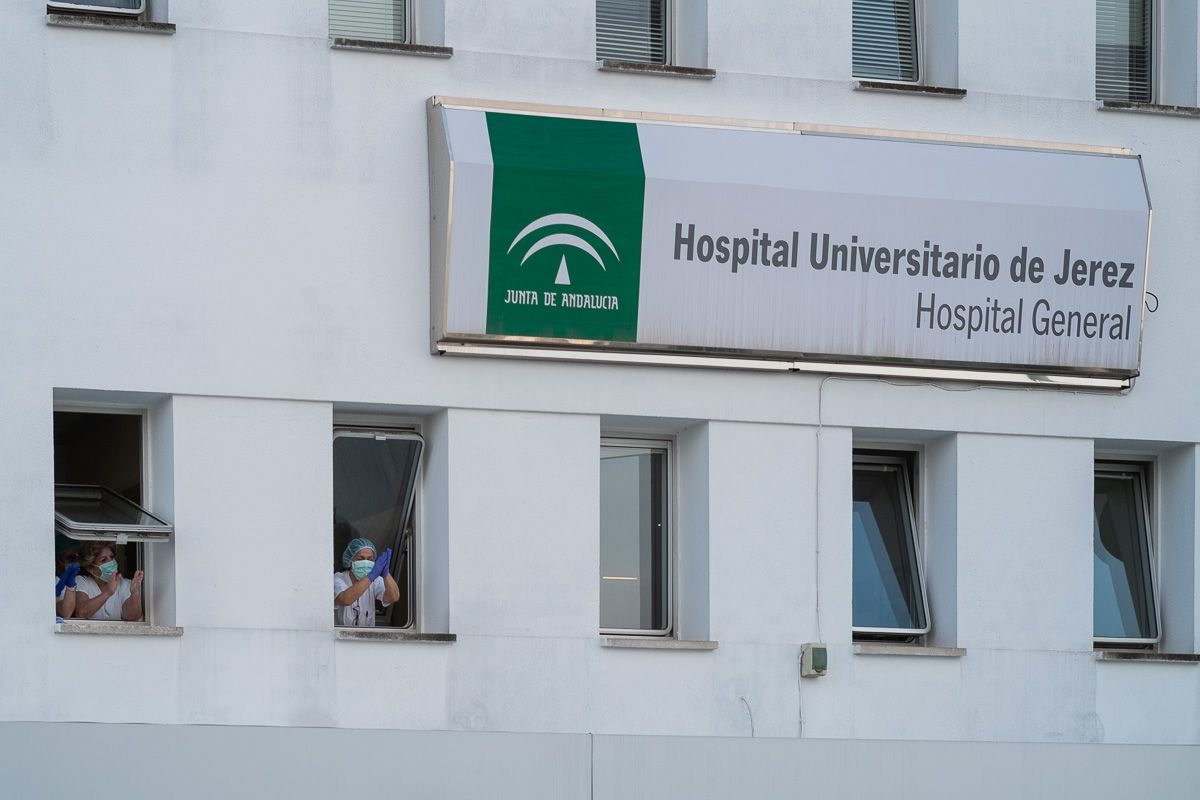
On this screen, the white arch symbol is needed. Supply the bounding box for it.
[507,213,621,269]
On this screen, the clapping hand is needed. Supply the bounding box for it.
[130,570,144,594]
[368,548,392,581]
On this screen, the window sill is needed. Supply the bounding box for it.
[1095,650,1200,663]
[854,643,965,657]
[601,636,718,650]
[56,621,183,637]
[335,628,456,643]
[854,80,966,98]
[330,39,453,58]
[46,13,175,34]
[598,60,716,80]
[1098,100,1200,118]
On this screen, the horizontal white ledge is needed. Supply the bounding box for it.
[335,629,456,643]
[601,637,718,650]
[56,621,183,637]
[436,343,1131,390]
[854,644,965,657]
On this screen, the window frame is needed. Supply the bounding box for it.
[599,434,675,637]
[596,0,674,67]
[1096,0,1156,103]
[851,0,923,85]
[53,404,162,624]
[46,0,146,17]
[1093,459,1161,647]
[851,449,931,639]
[329,0,413,46]
[332,424,424,630]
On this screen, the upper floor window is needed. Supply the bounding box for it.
[1094,462,1160,645]
[600,437,671,635]
[332,428,423,628]
[330,0,410,45]
[54,410,169,624]
[852,451,929,638]
[1096,0,1152,102]
[597,0,669,65]
[853,0,919,82]
[47,0,146,16]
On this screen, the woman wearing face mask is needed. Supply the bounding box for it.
[73,542,144,622]
[334,537,399,627]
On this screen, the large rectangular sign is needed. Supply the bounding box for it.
[429,100,1151,381]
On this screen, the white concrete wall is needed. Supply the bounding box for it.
[2,0,1199,782]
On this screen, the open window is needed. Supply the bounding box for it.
[600,437,671,636]
[852,451,930,639]
[1094,461,1160,646]
[332,428,423,628]
[330,0,411,45]
[54,410,169,623]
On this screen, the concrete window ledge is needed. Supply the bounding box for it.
[601,636,718,650]
[46,14,175,34]
[854,81,966,98]
[598,60,716,80]
[330,39,453,58]
[854,643,965,657]
[1099,100,1200,118]
[1095,650,1200,663]
[56,621,183,637]
[335,629,456,643]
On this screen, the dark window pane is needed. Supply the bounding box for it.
[600,446,668,631]
[1096,0,1152,102]
[853,464,926,631]
[333,431,423,628]
[597,0,667,64]
[1094,471,1157,640]
[853,0,918,81]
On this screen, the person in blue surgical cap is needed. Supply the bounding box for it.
[334,537,399,627]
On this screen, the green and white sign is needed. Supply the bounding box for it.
[485,113,645,342]
[431,101,1151,380]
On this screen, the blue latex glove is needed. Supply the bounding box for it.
[55,563,81,598]
[368,548,391,582]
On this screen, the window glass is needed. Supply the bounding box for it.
[1094,466,1158,641]
[53,410,152,622]
[600,442,669,633]
[596,0,668,65]
[55,485,172,541]
[852,0,919,82]
[332,430,423,627]
[330,0,408,44]
[1097,0,1152,102]
[852,457,928,633]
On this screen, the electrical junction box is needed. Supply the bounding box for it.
[801,643,828,678]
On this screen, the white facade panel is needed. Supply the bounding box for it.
[2,0,1199,793]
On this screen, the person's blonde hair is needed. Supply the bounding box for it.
[79,541,115,567]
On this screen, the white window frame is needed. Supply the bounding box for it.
[852,0,923,85]
[53,404,163,625]
[1093,460,1161,647]
[329,0,413,46]
[596,0,674,66]
[851,449,931,639]
[599,435,675,637]
[47,0,146,17]
[332,423,424,630]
